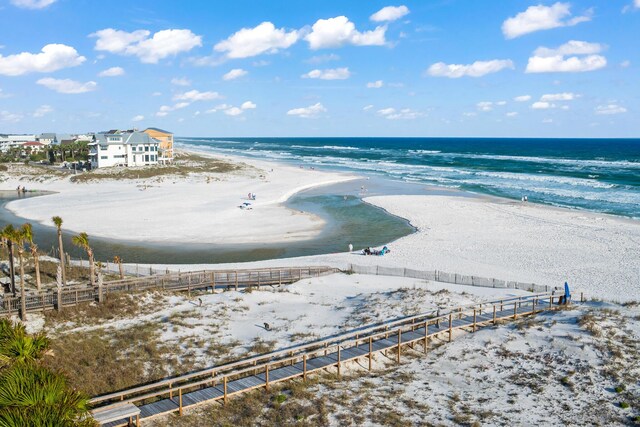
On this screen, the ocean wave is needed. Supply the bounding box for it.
[426,152,640,169]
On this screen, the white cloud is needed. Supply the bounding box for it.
[224,107,244,116]
[531,101,555,110]
[171,77,191,86]
[302,67,351,80]
[595,104,627,115]
[173,90,222,102]
[0,111,23,122]
[502,2,592,39]
[540,92,578,101]
[305,16,386,49]
[223,68,248,80]
[377,107,423,120]
[514,95,532,102]
[370,5,410,22]
[620,60,631,68]
[636,0,640,7]
[476,102,494,112]
[463,112,477,117]
[10,0,56,9]
[526,54,606,73]
[132,115,144,122]
[363,104,374,111]
[533,40,604,57]
[98,66,124,77]
[241,101,256,109]
[287,102,327,118]
[506,112,519,117]
[428,59,514,78]
[37,77,97,94]
[496,101,507,106]
[367,80,384,88]
[91,28,202,63]
[214,22,299,58]
[33,104,53,117]
[151,91,162,96]
[0,44,85,76]
[526,41,607,73]
[305,53,340,64]
[156,111,168,117]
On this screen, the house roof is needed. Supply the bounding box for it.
[144,127,172,135]
[23,141,44,146]
[94,132,160,145]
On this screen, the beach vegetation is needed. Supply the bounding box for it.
[69,152,245,183]
[0,319,94,426]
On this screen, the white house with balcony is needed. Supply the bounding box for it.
[89,131,160,168]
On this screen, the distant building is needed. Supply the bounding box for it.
[38,133,57,145]
[89,131,160,168]
[0,134,36,152]
[142,128,173,163]
[22,141,46,153]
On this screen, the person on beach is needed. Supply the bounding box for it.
[348,243,353,252]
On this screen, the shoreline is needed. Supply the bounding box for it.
[2,148,638,301]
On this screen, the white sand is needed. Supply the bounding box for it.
[147,194,640,302]
[3,153,356,244]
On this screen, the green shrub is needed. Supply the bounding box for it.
[620,402,630,409]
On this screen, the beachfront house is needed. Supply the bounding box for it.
[38,133,57,145]
[89,131,160,168]
[142,127,173,163]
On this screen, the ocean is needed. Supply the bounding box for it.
[176,137,640,219]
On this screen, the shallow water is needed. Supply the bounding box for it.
[0,180,416,264]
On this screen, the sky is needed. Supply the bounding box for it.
[0,0,638,138]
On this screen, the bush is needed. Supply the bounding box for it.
[620,402,630,409]
[615,385,625,393]
[273,393,287,404]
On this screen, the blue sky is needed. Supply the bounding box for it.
[0,0,638,137]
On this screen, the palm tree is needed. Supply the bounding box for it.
[72,232,94,287]
[113,256,124,279]
[0,226,16,296]
[0,319,49,368]
[51,216,66,286]
[21,224,41,292]
[0,319,94,427]
[15,225,30,322]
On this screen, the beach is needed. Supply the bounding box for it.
[3,152,357,245]
[3,149,639,301]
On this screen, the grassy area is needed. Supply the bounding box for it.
[70,152,248,183]
[0,162,69,182]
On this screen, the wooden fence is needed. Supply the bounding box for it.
[90,291,569,426]
[347,264,552,293]
[0,266,338,317]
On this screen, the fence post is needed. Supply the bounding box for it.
[337,346,341,378]
[178,388,183,416]
[235,271,238,290]
[368,337,373,371]
[265,364,270,391]
[513,301,517,320]
[424,322,428,354]
[493,305,496,324]
[473,309,476,332]
[448,314,453,342]
[397,329,401,363]
[303,354,307,381]
[223,376,228,405]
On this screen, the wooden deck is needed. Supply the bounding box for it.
[90,291,567,426]
[0,266,337,317]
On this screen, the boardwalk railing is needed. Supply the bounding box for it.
[0,266,337,317]
[347,264,550,293]
[90,291,567,426]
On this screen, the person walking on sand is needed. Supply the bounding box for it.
[348,243,353,253]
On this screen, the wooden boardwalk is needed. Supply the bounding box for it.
[0,266,337,317]
[90,291,567,426]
